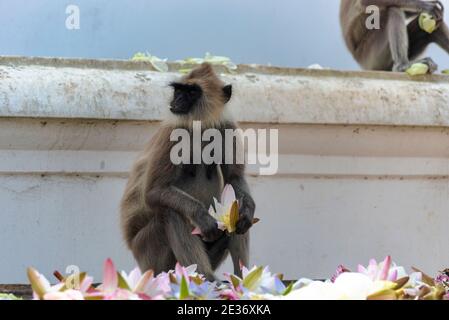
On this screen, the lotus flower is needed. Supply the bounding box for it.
[192,185,260,236]
[170,276,218,300]
[331,265,350,283]
[223,265,292,300]
[357,256,407,282]
[95,258,140,300]
[27,267,69,300]
[208,184,240,233]
[192,184,239,235]
[161,264,217,300]
[435,270,449,291]
[120,267,168,299]
[24,257,448,301]
[286,273,398,300]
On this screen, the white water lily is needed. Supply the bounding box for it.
[192,184,239,234]
[286,273,397,300]
[209,184,239,233]
[120,267,166,298]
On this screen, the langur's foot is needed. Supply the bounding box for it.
[204,273,218,283]
[394,57,438,74]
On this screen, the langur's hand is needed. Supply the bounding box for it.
[236,195,256,235]
[421,1,444,22]
[201,216,224,242]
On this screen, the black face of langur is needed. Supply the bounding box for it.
[169,80,232,117]
[169,83,203,115]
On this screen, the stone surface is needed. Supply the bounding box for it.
[0,56,449,283]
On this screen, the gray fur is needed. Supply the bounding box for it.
[341,0,448,72]
[120,63,255,281]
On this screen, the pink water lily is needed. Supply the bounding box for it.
[102,258,118,292]
[25,257,448,301]
[96,258,140,300]
[120,266,172,299]
[172,263,203,283]
[43,289,84,300]
[357,256,406,282]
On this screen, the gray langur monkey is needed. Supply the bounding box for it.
[340,0,449,72]
[120,63,256,281]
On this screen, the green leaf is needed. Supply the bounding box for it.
[242,266,263,291]
[179,276,190,300]
[442,69,449,75]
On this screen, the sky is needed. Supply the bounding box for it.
[0,0,448,70]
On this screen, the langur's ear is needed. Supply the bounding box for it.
[223,85,232,103]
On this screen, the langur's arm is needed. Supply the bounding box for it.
[147,186,208,225]
[361,0,443,14]
[146,186,222,241]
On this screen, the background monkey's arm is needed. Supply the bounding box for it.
[146,186,223,241]
[361,0,442,13]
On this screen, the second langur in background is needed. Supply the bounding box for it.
[340,0,449,72]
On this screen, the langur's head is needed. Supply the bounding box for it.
[169,63,232,125]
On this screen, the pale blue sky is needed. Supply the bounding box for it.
[0,0,448,70]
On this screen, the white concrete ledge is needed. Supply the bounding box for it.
[1,151,448,179]
[1,56,449,283]
[1,56,449,127]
